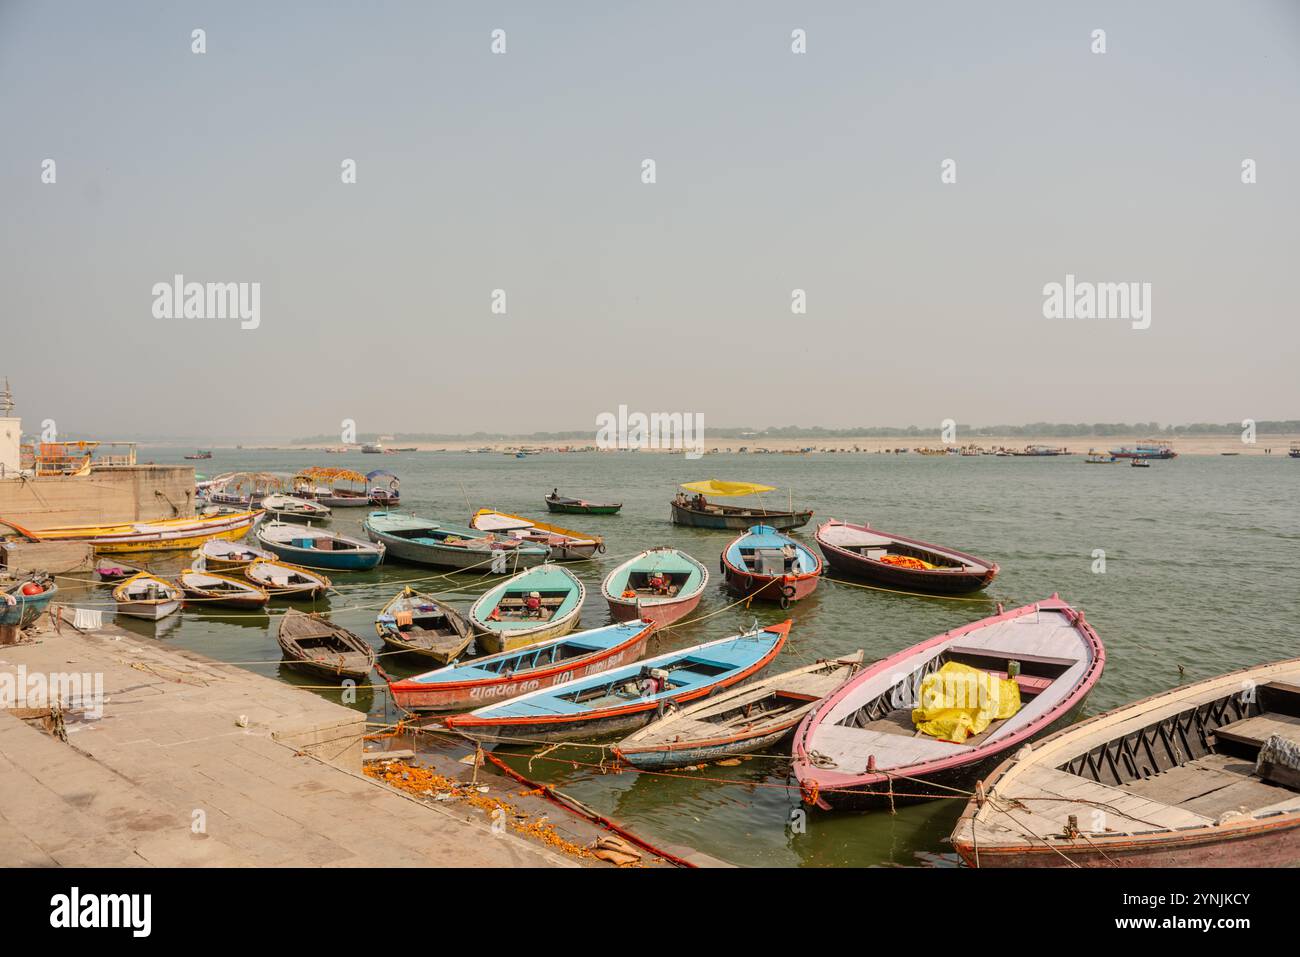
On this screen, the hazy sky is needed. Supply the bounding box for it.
[3,2,1298,440]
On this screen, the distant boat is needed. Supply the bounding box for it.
[0,573,57,628]
[363,511,549,572]
[469,508,603,562]
[615,651,865,770]
[256,521,384,571]
[276,609,375,681]
[261,494,332,522]
[815,519,999,594]
[602,547,708,628]
[544,491,622,515]
[444,621,791,743]
[720,525,821,606]
[378,619,656,714]
[113,572,182,620]
[244,559,331,600]
[374,586,475,665]
[1084,451,1118,464]
[792,595,1104,810]
[1111,440,1177,459]
[178,568,270,610]
[469,564,586,654]
[671,481,813,531]
[1290,444,1300,459]
[1131,458,1151,468]
[951,656,1300,867]
[291,467,370,507]
[360,443,385,454]
[184,450,213,460]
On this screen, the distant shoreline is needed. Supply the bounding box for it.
[158,434,1298,457]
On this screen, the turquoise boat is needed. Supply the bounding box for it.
[363,511,549,573]
[469,564,586,654]
[601,547,708,628]
[444,621,791,743]
[1,574,58,628]
[255,521,385,571]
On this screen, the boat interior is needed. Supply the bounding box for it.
[280,532,368,552]
[814,610,1091,770]
[119,577,178,601]
[610,553,703,600]
[821,525,978,571]
[1051,681,1300,823]
[555,657,734,708]
[416,626,638,684]
[489,589,570,623]
[281,618,355,655]
[729,529,816,575]
[250,563,321,588]
[185,574,252,594]
[381,600,457,638]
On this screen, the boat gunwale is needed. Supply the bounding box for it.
[792,596,1104,790]
[814,519,999,578]
[721,526,823,588]
[600,547,710,611]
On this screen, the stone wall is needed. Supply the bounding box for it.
[0,465,195,530]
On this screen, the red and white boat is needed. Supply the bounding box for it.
[601,547,708,628]
[720,524,821,607]
[376,619,655,713]
[792,595,1104,810]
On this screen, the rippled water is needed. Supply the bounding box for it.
[66,448,1300,866]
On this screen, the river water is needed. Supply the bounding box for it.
[64,448,1299,866]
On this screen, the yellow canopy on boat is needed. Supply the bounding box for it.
[679,480,776,497]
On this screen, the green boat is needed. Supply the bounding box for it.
[470,564,586,654]
[544,491,622,515]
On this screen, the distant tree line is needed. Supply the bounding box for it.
[289,421,1300,443]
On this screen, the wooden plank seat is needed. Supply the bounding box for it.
[1212,712,1300,750]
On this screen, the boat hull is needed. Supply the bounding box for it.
[545,501,621,515]
[259,541,382,571]
[721,564,819,604]
[383,629,653,713]
[474,615,580,656]
[620,723,797,770]
[0,584,57,628]
[606,590,702,628]
[365,526,546,573]
[819,548,997,594]
[115,600,181,621]
[671,501,813,531]
[37,511,261,555]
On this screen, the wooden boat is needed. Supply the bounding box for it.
[245,559,332,599]
[276,609,375,680]
[0,574,57,628]
[615,651,865,770]
[602,547,708,628]
[469,508,603,562]
[184,450,213,460]
[721,525,821,607]
[375,586,475,664]
[814,519,999,595]
[363,511,549,572]
[1131,458,1150,468]
[1289,443,1300,459]
[378,619,656,713]
[366,470,400,506]
[112,572,183,620]
[256,521,384,571]
[178,568,270,610]
[792,595,1104,810]
[198,539,275,572]
[260,494,331,522]
[469,564,586,654]
[92,557,142,582]
[29,509,261,555]
[670,480,813,531]
[544,491,622,515]
[291,467,369,507]
[951,658,1300,867]
[1110,440,1176,459]
[1084,451,1118,464]
[444,621,791,743]
[208,471,283,507]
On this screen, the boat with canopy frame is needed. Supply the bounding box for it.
[670,480,813,532]
[208,471,285,507]
[365,469,400,506]
[292,467,370,507]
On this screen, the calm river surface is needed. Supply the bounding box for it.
[68,448,1300,866]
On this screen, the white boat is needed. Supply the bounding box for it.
[112,572,182,620]
[261,494,332,522]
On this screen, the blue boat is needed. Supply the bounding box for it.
[1,574,58,628]
[255,521,385,571]
[444,620,791,742]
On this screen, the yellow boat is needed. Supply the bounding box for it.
[26,510,263,555]
[469,508,603,561]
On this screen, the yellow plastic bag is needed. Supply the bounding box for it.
[911,662,1021,743]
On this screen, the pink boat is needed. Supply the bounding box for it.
[601,547,708,628]
[792,595,1104,810]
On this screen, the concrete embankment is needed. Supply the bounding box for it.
[0,616,577,867]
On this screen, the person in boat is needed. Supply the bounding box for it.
[647,572,669,595]
[692,493,708,510]
[523,591,543,618]
[781,543,797,571]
